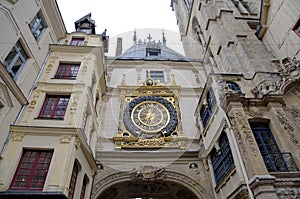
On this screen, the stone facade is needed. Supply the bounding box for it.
[0,0,300,198]
[173,0,300,198]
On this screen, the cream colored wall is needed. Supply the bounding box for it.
[0,0,66,152]
[0,131,95,198]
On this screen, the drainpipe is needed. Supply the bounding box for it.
[0,51,51,156]
[255,0,270,39]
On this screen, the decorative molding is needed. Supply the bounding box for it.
[275,110,299,146]
[11,133,25,142]
[129,166,165,180]
[60,135,72,143]
[229,110,259,156]
[251,58,300,98]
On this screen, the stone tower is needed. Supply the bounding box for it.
[172,0,300,198]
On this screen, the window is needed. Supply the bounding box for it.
[146,48,161,57]
[211,133,234,184]
[184,0,191,10]
[10,150,53,190]
[71,38,85,46]
[250,122,289,172]
[226,81,242,93]
[54,63,80,79]
[29,11,45,40]
[80,176,88,199]
[39,95,70,119]
[68,163,79,199]
[146,70,164,82]
[293,19,300,37]
[3,40,28,79]
[200,88,216,127]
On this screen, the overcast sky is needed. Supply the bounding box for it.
[56,0,184,56]
[56,0,179,36]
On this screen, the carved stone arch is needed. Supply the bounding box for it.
[282,82,300,126]
[248,117,270,124]
[281,80,300,96]
[92,168,210,199]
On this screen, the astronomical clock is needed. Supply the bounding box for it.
[113,77,187,149]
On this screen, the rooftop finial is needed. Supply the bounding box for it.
[133,29,137,44]
[147,34,152,43]
[162,29,166,45]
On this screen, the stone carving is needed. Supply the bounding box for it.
[11,133,24,142]
[251,58,300,98]
[189,163,200,174]
[229,111,259,156]
[275,110,298,145]
[287,108,300,124]
[60,135,72,143]
[277,187,300,199]
[130,166,165,180]
[28,91,40,109]
[42,55,58,81]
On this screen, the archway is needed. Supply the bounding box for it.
[92,168,210,199]
[97,180,198,199]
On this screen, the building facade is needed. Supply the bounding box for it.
[0,0,300,199]
[172,0,300,198]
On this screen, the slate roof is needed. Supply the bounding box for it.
[116,32,187,61]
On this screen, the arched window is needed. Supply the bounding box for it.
[210,133,234,184]
[80,175,88,199]
[200,88,216,127]
[226,81,242,93]
[68,161,80,199]
[250,122,290,172]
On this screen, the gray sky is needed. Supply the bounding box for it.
[56,0,184,55]
[57,0,179,37]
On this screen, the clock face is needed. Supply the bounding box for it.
[131,101,170,133]
[123,96,178,138]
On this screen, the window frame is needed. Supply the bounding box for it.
[210,133,234,185]
[250,122,289,172]
[70,37,85,46]
[68,162,79,199]
[200,88,216,127]
[226,81,242,93]
[184,0,191,10]
[54,63,80,79]
[29,11,46,40]
[3,40,29,79]
[9,150,53,191]
[146,70,165,82]
[80,175,88,199]
[293,19,300,37]
[38,95,70,119]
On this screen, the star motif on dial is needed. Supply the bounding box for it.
[123,96,178,138]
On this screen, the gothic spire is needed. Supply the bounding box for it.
[133,29,137,44]
[162,30,166,45]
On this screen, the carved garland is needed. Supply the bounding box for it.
[229,111,259,157]
[251,58,300,98]
[275,110,299,146]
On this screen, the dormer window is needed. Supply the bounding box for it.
[146,48,161,57]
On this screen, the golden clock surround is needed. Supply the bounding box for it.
[114,85,187,149]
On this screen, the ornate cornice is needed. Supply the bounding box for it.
[251,58,300,98]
